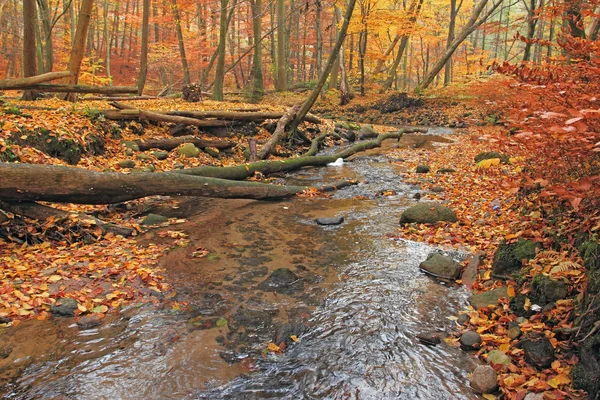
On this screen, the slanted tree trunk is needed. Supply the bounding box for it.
[22,0,39,101]
[444,0,461,85]
[0,71,71,89]
[213,0,230,100]
[257,104,300,159]
[137,0,150,95]
[288,0,358,132]
[418,0,504,91]
[374,34,400,74]
[63,0,94,101]
[172,0,191,85]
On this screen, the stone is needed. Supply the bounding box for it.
[50,297,78,317]
[416,165,430,173]
[400,203,458,224]
[177,143,200,157]
[77,315,102,329]
[492,238,540,276]
[470,365,499,394]
[125,149,134,156]
[487,350,511,366]
[137,153,152,161]
[469,286,509,309]
[123,140,140,151]
[523,394,544,400]
[437,167,456,173]
[174,162,185,169]
[259,268,304,293]
[117,160,136,169]
[233,307,273,329]
[460,330,481,350]
[273,323,309,347]
[419,253,462,280]
[519,332,555,369]
[203,147,220,157]
[341,130,356,142]
[458,314,470,325]
[508,326,522,340]
[474,151,509,164]
[416,331,445,346]
[141,213,168,226]
[0,344,13,359]
[431,186,445,193]
[530,275,569,305]
[315,216,344,226]
[572,334,600,398]
[152,151,169,160]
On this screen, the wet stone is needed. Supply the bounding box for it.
[50,297,78,317]
[77,315,102,329]
[419,253,461,280]
[272,323,309,347]
[458,314,470,325]
[233,307,273,329]
[416,331,445,346]
[258,268,304,293]
[470,365,498,394]
[315,216,345,226]
[0,344,13,359]
[460,330,481,350]
[519,332,554,369]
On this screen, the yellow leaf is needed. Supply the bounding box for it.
[48,275,62,282]
[77,304,87,312]
[267,342,281,352]
[483,394,496,400]
[290,335,298,342]
[476,158,501,169]
[499,343,510,352]
[507,285,516,297]
[548,373,571,388]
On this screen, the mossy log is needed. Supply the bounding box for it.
[102,109,239,128]
[178,129,425,180]
[135,136,234,151]
[0,163,354,204]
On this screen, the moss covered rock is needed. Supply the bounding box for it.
[177,143,200,157]
[400,203,457,224]
[492,239,540,276]
[416,165,431,173]
[469,286,509,309]
[530,275,569,305]
[572,334,600,398]
[419,253,461,279]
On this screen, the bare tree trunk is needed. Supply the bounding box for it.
[137,0,150,95]
[276,0,286,90]
[374,34,400,74]
[22,0,39,100]
[250,0,264,101]
[418,0,504,91]
[172,0,191,85]
[63,0,94,102]
[315,0,323,76]
[213,0,231,100]
[289,0,358,131]
[444,0,460,85]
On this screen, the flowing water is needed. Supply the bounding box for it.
[0,133,479,399]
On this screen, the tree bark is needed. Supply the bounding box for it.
[7,84,137,94]
[257,104,300,159]
[63,0,94,101]
[288,0,357,132]
[137,0,150,95]
[0,71,71,89]
[168,110,321,124]
[250,0,264,101]
[276,0,287,91]
[172,0,191,85]
[0,163,348,204]
[102,109,239,128]
[22,0,39,101]
[135,136,234,151]
[444,0,459,85]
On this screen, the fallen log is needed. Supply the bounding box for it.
[0,163,350,204]
[0,71,71,89]
[136,136,234,151]
[5,84,137,94]
[81,95,159,101]
[101,109,240,128]
[0,200,134,237]
[257,104,301,160]
[168,110,321,124]
[177,129,426,180]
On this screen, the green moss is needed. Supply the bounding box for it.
[493,239,540,275]
[12,128,83,165]
[572,334,600,398]
[580,241,600,272]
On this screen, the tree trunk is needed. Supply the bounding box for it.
[22,0,39,101]
[168,110,321,123]
[444,0,458,85]
[276,0,286,90]
[315,0,323,76]
[137,0,150,95]
[257,104,300,159]
[418,0,503,91]
[522,0,537,61]
[172,0,191,85]
[37,0,54,73]
[6,84,137,94]
[135,136,234,151]
[288,0,358,132]
[63,0,94,101]
[0,163,350,204]
[0,71,71,89]
[250,0,264,101]
[213,0,230,100]
[374,34,400,74]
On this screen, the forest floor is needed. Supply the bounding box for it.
[0,77,597,399]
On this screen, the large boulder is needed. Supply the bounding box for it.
[419,253,462,280]
[400,203,457,224]
[492,239,540,276]
[469,286,509,309]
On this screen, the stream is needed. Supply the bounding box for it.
[0,132,479,399]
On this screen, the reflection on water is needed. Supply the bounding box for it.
[1,133,477,400]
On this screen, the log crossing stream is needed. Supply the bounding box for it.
[1,131,479,399]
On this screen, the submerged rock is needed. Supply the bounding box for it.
[50,297,78,317]
[315,216,345,226]
[233,307,273,329]
[416,331,445,346]
[419,253,461,280]
[470,365,498,394]
[259,268,304,293]
[400,203,457,224]
[77,315,102,329]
